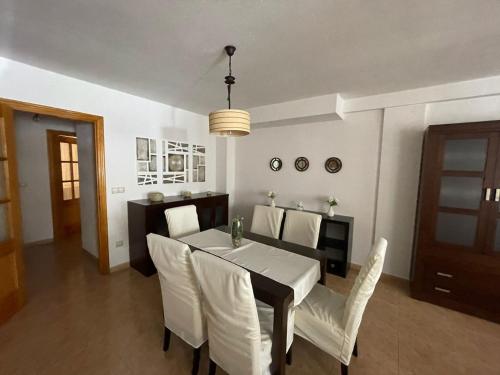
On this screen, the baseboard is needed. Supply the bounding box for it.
[23,238,54,247]
[349,262,409,283]
[110,262,130,273]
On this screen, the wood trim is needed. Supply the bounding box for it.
[349,263,409,284]
[94,118,109,274]
[0,98,102,122]
[3,105,26,306]
[0,98,110,274]
[441,170,483,177]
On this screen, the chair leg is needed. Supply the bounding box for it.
[286,346,293,365]
[191,347,201,375]
[341,363,348,375]
[353,339,358,357]
[163,327,171,352]
[208,359,217,375]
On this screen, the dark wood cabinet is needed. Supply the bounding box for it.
[411,121,500,323]
[278,208,353,278]
[128,192,228,276]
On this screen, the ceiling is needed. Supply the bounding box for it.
[1,0,500,114]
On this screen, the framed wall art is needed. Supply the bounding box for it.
[294,156,309,172]
[325,157,342,173]
[192,144,206,182]
[136,137,158,185]
[270,157,282,171]
[162,140,189,183]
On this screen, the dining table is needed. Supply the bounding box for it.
[179,225,327,375]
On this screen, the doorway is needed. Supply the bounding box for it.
[0,98,109,325]
[47,131,81,239]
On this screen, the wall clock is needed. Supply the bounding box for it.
[269,157,282,171]
[325,157,342,173]
[294,157,309,172]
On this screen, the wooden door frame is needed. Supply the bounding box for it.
[0,98,110,274]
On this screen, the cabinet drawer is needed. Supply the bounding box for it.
[423,261,500,311]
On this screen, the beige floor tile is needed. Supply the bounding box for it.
[0,236,499,374]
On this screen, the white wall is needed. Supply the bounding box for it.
[0,57,216,267]
[373,105,427,278]
[234,81,500,279]
[14,112,75,243]
[233,110,383,267]
[75,122,99,257]
[367,96,500,278]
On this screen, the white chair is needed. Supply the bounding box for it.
[294,238,388,375]
[146,233,207,375]
[164,205,200,238]
[250,205,284,239]
[282,210,322,248]
[192,251,294,375]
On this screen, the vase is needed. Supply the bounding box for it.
[270,199,276,207]
[327,206,335,217]
[231,216,244,248]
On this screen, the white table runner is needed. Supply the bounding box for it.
[179,229,321,306]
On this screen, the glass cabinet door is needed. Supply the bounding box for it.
[434,136,492,249]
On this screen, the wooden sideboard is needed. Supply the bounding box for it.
[277,207,354,278]
[128,192,229,276]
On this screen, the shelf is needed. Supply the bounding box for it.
[320,247,346,261]
[318,237,347,250]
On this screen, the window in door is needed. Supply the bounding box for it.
[59,140,79,200]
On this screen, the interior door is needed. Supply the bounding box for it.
[0,104,25,324]
[428,132,498,252]
[47,131,81,238]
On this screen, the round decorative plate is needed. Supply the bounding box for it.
[294,157,309,172]
[325,157,342,173]
[269,157,282,171]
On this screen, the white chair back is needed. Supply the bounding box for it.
[250,205,284,239]
[165,205,200,239]
[147,233,207,348]
[340,237,387,363]
[192,251,263,375]
[282,210,322,248]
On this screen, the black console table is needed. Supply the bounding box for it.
[127,192,228,276]
[278,207,354,278]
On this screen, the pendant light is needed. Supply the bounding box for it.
[209,45,250,136]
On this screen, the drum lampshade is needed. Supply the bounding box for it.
[209,109,250,136]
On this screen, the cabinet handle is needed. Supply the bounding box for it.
[485,188,492,201]
[436,272,453,278]
[495,188,500,202]
[434,287,451,293]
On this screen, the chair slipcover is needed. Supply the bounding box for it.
[294,237,388,365]
[147,233,207,348]
[282,210,322,248]
[250,205,284,239]
[165,205,200,239]
[192,251,294,375]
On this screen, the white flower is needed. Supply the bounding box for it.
[327,195,338,206]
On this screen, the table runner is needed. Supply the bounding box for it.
[179,229,320,306]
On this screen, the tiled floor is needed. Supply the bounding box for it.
[1,238,499,374]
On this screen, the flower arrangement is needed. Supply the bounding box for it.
[327,195,338,206]
[326,195,338,217]
[297,201,304,210]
